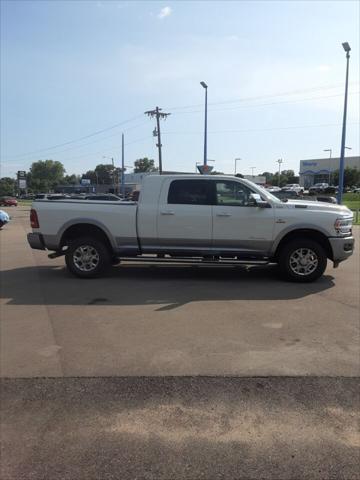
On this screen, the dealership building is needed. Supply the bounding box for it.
[299,155,359,188]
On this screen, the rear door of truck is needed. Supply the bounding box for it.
[138,177,213,254]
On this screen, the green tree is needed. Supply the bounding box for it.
[260,172,274,184]
[332,167,360,187]
[94,164,115,184]
[134,158,157,173]
[82,170,98,184]
[268,170,299,187]
[29,160,65,193]
[63,174,80,185]
[0,177,16,196]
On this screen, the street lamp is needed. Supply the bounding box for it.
[249,166,256,177]
[337,42,351,204]
[234,158,241,175]
[324,148,332,184]
[277,158,283,187]
[200,81,208,166]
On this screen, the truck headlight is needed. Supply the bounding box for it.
[334,217,353,235]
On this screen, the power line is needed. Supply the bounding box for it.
[2,81,359,163]
[1,120,150,163]
[1,135,155,165]
[167,91,360,115]
[165,82,359,111]
[162,121,360,136]
[3,114,144,159]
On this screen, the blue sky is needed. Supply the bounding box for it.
[1,0,359,178]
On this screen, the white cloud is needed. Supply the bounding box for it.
[158,6,172,19]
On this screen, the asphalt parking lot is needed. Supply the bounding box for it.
[1,205,359,479]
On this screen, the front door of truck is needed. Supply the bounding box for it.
[212,180,275,255]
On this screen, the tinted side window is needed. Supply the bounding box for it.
[216,181,254,206]
[168,180,213,205]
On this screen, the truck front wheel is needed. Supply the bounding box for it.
[278,238,327,282]
[65,237,110,278]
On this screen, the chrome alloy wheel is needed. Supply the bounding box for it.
[73,245,100,272]
[289,248,318,276]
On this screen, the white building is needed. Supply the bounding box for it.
[299,156,359,188]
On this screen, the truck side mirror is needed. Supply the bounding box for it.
[249,193,271,208]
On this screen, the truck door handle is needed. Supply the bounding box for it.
[216,212,232,217]
[160,210,175,215]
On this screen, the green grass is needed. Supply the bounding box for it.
[343,193,360,211]
[342,193,360,224]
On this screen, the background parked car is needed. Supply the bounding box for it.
[282,184,303,194]
[265,186,282,193]
[0,196,18,207]
[0,210,10,228]
[272,190,300,201]
[309,183,329,194]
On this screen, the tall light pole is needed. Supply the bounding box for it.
[250,166,256,177]
[337,42,351,204]
[234,158,241,175]
[121,134,125,198]
[200,81,208,166]
[277,158,283,187]
[324,148,332,185]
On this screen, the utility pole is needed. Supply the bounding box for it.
[277,158,283,187]
[111,157,115,194]
[121,133,125,198]
[145,107,171,174]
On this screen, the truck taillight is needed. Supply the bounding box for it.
[30,209,39,228]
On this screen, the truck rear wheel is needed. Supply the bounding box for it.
[278,238,327,282]
[65,237,110,278]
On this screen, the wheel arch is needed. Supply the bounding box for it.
[273,228,333,260]
[59,220,115,254]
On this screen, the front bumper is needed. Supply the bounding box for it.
[329,235,354,265]
[27,232,46,250]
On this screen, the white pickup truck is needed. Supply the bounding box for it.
[27,175,354,282]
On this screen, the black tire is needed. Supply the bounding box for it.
[65,236,111,278]
[278,238,327,283]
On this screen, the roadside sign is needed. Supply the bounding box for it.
[81,178,91,185]
[197,164,213,175]
[17,171,26,179]
[18,179,27,189]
